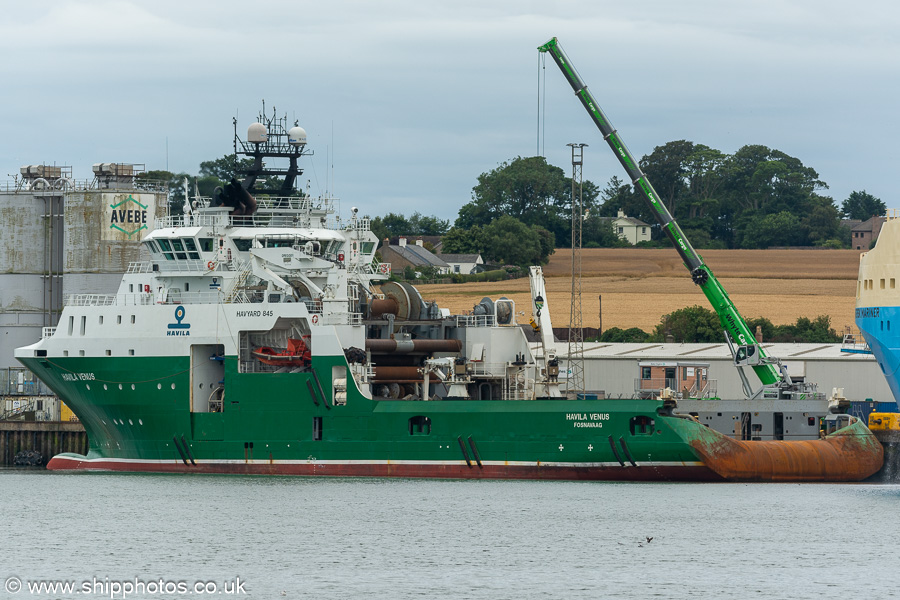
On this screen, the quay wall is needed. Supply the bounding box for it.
[0,421,87,466]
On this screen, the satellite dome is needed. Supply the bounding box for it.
[247,122,268,143]
[288,126,307,147]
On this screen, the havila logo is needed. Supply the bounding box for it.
[109,195,149,236]
[167,306,191,336]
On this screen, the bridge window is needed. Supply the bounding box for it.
[157,239,174,260]
[234,239,252,252]
[199,238,214,252]
[170,239,188,260]
[183,238,201,260]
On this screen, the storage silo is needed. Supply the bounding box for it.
[0,164,166,369]
[0,166,69,369]
[63,163,166,295]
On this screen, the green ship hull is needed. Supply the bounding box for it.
[20,354,722,480]
[19,354,882,481]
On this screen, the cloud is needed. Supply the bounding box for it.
[1,0,899,218]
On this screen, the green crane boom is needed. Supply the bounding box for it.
[538,37,781,386]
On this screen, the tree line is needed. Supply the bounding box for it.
[373,143,886,265]
[143,144,886,268]
[600,306,842,344]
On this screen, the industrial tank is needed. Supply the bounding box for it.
[0,164,166,368]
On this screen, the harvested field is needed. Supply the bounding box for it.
[413,248,862,335]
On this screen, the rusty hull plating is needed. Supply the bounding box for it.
[680,416,884,482]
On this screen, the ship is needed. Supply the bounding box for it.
[856,215,900,404]
[853,214,900,477]
[12,106,884,481]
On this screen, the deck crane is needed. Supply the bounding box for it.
[538,37,811,400]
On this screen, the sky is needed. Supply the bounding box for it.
[1,0,899,223]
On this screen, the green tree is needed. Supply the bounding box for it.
[139,169,190,214]
[739,211,805,249]
[370,212,449,242]
[769,315,841,343]
[199,154,255,180]
[841,190,886,220]
[599,327,651,342]
[370,213,411,242]
[802,197,843,246]
[532,226,556,261]
[640,140,696,215]
[744,316,776,342]
[652,306,722,343]
[583,215,629,248]
[196,175,222,199]
[407,212,450,236]
[481,215,545,266]
[441,225,486,254]
[458,156,599,246]
[597,175,645,220]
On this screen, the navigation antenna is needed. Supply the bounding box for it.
[566,143,587,397]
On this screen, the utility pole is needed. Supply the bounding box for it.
[566,143,587,397]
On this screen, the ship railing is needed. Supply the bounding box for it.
[158,291,230,305]
[65,293,155,307]
[455,315,496,328]
[254,196,336,212]
[366,260,391,277]
[634,378,718,399]
[467,361,509,377]
[66,294,117,306]
[155,259,210,273]
[127,259,211,274]
[182,195,337,213]
[0,178,168,194]
[127,262,154,274]
[324,216,370,232]
[840,332,871,354]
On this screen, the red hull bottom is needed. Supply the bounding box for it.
[47,455,723,482]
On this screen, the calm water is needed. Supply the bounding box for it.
[0,470,895,599]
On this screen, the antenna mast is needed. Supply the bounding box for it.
[566,142,587,397]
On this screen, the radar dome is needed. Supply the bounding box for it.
[247,122,268,143]
[288,126,307,147]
